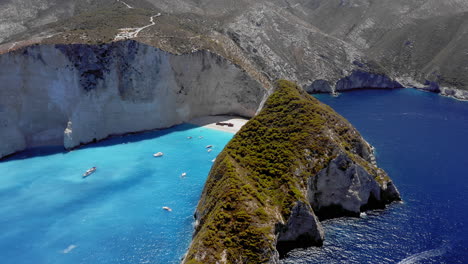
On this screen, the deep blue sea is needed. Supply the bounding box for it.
[0,124,233,264]
[2,89,468,264]
[283,89,468,264]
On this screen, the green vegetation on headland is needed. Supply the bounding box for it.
[183,80,400,264]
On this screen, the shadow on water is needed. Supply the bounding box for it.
[0,123,199,163]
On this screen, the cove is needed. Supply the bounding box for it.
[0,124,233,264]
[283,89,468,263]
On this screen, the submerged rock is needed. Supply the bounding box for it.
[183,80,401,264]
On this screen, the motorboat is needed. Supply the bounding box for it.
[181,172,187,177]
[207,149,212,153]
[162,206,172,212]
[206,145,213,148]
[82,167,97,178]
[153,152,164,157]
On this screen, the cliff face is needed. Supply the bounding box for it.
[307,71,404,93]
[4,1,468,101]
[0,40,266,158]
[183,80,400,264]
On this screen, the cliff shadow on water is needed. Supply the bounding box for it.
[0,123,205,162]
[183,80,401,264]
[0,40,266,159]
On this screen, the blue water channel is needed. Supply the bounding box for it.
[283,89,468,264]
[0,124,233,264]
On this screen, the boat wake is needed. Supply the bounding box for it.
[62,244,77,254]
[397,246,448,264]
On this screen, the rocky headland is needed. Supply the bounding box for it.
[182,80,401,264]
[5,1,467,262]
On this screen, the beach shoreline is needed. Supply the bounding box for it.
[187,115,249,134]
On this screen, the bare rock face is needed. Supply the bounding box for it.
[335,71,403,92]
[306,80,333,94]
[2,1,468,97]
[0,123,26,158]
[276,201,324,257]
[0,40,266,158]
[306,71,404,93]
[440,87,468,101]
[308,153,401,220]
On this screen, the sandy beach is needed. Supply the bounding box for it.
[188,115,249,134]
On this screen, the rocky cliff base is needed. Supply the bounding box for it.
[183,80,401,264]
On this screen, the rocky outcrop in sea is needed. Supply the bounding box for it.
[182,80,401,264]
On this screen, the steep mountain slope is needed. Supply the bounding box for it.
[0,0,117,43]
[144,0,468,95]
[295,0,468,95]
[2,0,467,98]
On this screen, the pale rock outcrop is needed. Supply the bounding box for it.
[335,71,403,92]
[276,201,324,257]
[306,80,333,94]
[0,40,266,158]
[308,153,401,220]
[440,87,468,101]
[306,71,403,94]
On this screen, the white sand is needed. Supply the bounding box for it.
[188,115,249,134]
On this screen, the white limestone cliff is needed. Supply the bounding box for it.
[0,40,266,158]
[308,153,401,220]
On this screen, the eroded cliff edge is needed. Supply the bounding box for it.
[183,80,401,264]
[0,40,266,158]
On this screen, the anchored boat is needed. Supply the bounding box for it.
[82,167,97,178]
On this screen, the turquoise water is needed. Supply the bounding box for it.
[3,89,468,264]
[0,124,233,264]
[283,89,468,263]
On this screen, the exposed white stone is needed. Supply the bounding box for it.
[440,87,468,101]
[276,201,324,256]
[308,153,383,217]
[0,41,266,158]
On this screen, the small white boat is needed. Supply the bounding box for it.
[181,172,187,177]
[82,167,96,178]
[211,158,216,162]
[206,145,213,148]
[162,206,172,212]
[153,152,164,157]
[207,149,212,153]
